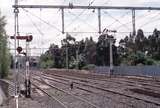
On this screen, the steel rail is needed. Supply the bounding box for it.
[18,72,68,108]
[38,74,135,108]
[41,72,160,106]
[33,77,101,108]
[31,81,68,108]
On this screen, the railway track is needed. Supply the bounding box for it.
[31,74,101,108]
[37,70,160,107]
[42,70,160,96]
[31,80,68,108]
[31,73,133,108]
[44,69,160,95]
[44,69,160,89]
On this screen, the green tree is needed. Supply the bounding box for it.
[0,12,10,78]
[39,51,54,69]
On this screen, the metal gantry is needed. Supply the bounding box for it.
[13,4,160,35]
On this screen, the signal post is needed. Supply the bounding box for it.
[11,35,33,98]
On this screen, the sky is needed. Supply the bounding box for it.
[1,0,160,56]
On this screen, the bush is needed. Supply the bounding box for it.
[40,60,54,69]
[144,58,155,65]
[82,64,96,70]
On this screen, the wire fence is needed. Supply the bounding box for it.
[95,66,160,77]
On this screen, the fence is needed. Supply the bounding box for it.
[94,66,160,76]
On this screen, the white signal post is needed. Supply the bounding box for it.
[14,0,19,108]
[25,40,31,98]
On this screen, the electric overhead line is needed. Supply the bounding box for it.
[22,8,63,53]
[67,10,97,31]
[103,11,131,30]
[66,31,154,34]
[24,12,44,37]
[22,8,62,32]
[106,10,130,28]
[139,12,160,28]
[65,0,96,28]
[114,10,157,30]
[24,10,46,53]
[70,0,110,32]
[104,0,110,4]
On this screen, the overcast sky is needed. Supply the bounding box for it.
[1,0,160,56]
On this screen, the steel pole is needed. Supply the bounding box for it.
[132,9,136,36]
[98,8,101,34]
[109,40,113,76]
[14,0,19,108]
[61,8,64,34]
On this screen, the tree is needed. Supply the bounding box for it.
[49,44,62,68]
[39,51,54,69]
[96,34,119,66]
[84,37,96,64]
[0,12,10,78]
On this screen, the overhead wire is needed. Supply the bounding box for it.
[103,11,131,30]
[139,12,160,28]
[114,10,157,30]
[104,0,110,4]
[65,0,112,34]
[22,8,62,33]
[22,8,62,54]
[67,10,97,31]
[66,31,153,34]
[106,10,130,28]
[24,11,44,37]
[24,9,46,53]
[65,0,96,28]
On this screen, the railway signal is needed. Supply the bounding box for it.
[10,35,33,98]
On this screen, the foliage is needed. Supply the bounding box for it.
[119,28,160,65]
[40,28,160,69]
[82,64,96,70]
[39,51,54,69]
[0,12,10,78]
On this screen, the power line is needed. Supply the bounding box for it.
[67,10,97,31]
[106,10,130,28]
[103,11,131,30]
[24,12,44,37]
[139,12,160,28]
[104,0,110,4]
[66,31,154,34]
[22,8,62,32]
[65,0,96,28]
[114,10,156,30]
